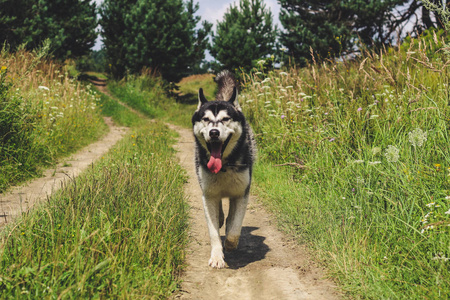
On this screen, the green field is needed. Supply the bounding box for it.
[1,29,449,298]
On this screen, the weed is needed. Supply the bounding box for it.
[0,49,106,192]
[0,121,188,298]
[242,30,450,298]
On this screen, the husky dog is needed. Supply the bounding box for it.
[192,70,256,268]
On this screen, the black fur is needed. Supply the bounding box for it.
[192,102,254,174]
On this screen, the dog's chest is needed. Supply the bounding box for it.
[199,167,250,198]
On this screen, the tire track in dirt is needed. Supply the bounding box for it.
[169,124,341,300]
[0,83,129,228]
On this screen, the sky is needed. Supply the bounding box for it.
[92,0,282,59]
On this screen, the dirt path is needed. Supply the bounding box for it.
[169,124,341,300]
[0,87,128,228]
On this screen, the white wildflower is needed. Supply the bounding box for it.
[408,128,427,148]
[38,86,49,91]
[384,145,400,163]
[372,147,382,156]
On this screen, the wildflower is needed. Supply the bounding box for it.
[38,86,49,91]
[281,115,286,119]
[444,209,450,215]
[279,72,288,76]
[384,145,400,163]
[256,60,266,65]
[426,202,435,208]
[357,107,362,112]
[369,161,381,166]
[431,253,450,262]
[1,66,6,71]
[445,196,450,200]
[329,138,335,142]
[408,128,427,148]
[372,147,382,156]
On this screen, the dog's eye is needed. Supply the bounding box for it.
[222,117,230,122]
[202,117,210,122]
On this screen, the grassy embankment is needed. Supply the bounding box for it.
[0,52,189,297]
[0,48,107,192]
[240,30,450,298]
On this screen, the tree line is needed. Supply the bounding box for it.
[1,0,448,82]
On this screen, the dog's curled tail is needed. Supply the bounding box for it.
[215,70,238,102]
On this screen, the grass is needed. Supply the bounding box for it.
[1,59,190,297]
[107,72,215,128]
[0,48,107,192]
[0,115,188,299]
[240,30,450,298]
[176,73,216,101]
[107,71,168,119]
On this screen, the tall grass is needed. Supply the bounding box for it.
[241,31,450,298]
[0,48,106,192]
[0,121,188,298]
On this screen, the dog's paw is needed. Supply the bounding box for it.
[224,235,239,252]
[208,252,226,269]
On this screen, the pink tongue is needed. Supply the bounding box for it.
[207,143,222,174]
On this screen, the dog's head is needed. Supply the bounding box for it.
[192,87,244,174]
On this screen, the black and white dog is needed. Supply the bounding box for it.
[192,70,256,268]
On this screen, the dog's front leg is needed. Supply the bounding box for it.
[202,195,226,268]
[225,194,249,252]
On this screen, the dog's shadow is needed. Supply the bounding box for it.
[222,226,269,269]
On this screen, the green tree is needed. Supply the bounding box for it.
[99,0,135,79]
[100,0,211,82]
[210,0,276,73]
[0,0,33,49]
[279,0,405,66]
[0,0,97,60]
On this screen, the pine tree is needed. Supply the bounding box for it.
[100,0,211,82]
[99,0,135,79]
[210,0,276,73]
[0,0,33,49]
[0,0,97,60]
[279,0,406,65]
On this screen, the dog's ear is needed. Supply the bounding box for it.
[197,88,208,110]
[227,87,241,111]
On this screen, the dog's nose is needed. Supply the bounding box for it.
[209,129,220,139]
